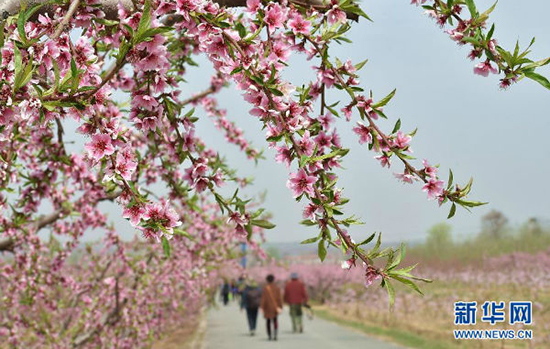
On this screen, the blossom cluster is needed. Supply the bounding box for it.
[412,0,550,89]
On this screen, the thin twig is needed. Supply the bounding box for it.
[51,0,80,40]
[180,86,216,106]
[0,191,121,252]
[72,253,155,348]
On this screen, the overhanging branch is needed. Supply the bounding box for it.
[0,191,121,252]
[0,0,359,23]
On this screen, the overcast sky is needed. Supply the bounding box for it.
[87,0,550,244]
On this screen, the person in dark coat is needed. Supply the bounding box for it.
[240,280,262,336]
[284,272,308,333]
[221,281,230,306]
[260,274,283,341]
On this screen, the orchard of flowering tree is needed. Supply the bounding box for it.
[0,0,548,347]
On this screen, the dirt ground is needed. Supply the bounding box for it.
[152,313,206,349]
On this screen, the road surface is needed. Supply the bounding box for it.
[202,302,404,349]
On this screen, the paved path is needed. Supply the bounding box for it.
[203,302,404,349]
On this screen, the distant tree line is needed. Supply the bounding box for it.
[409,211,550,263]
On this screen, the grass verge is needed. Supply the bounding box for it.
[314,307,456,349]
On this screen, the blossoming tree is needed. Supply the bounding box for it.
[0,0,548,346]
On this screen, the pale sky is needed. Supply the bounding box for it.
[84,0,550,244]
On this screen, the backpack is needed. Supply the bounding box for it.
[247,288,261,309]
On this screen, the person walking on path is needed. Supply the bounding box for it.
[221,281,230,306]
[260,274,283,341]
[240,280,262,336]
[284,272,308,333]
[236,275,246,301]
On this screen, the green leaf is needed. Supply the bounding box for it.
[391,275,423,295]
[17,10,27,44]
[230,67,243,75]
[486,24,495,41]
[447,169,454,190]
[19,62,33,87]
[372,233,381,252]
[523,57,550,70]
[318,240,327,262]
[70,58,81,93]
[372,89,396,108]
[142,27,172,39]
[456,199,487,208]
[42,100,85,111]
[410,275,433,283]
[13,48,33,92]
[465,0,477,16]
[358,232,375,246]
[524,70,550,90]
[354,59,368,71]
[17,2,46,45]
[251,219,276,229]
[342,5,372,21]
[250,208,265,219]
[479,1,498,23]
[391,264,417,277]
[161,235,171,258]
[391,119,401,134]
[461,36,479,45]
[310,148,349,162]
[299,155,309,168]
[173,228,192,239]
[250,75,264,87]
[269,87,284,97]
[13,44,22,75]
[245,223,253,240]
[325,103,340,117]
[0,20,5,48]
[95,18,120,26]
[447,203,456,219]
[301,236,320,244]
[460,177,474,196]
[235,22,246,38]
[71,58,77,77]
[52,60,60,90]
[388,243,406,271]
[117,39,131,63]
[340,215,365,227]
[300,219,317,226]
[136,0,152,41]
[385,279,395,307]
[323,204,334,218]
[184,108,195,118]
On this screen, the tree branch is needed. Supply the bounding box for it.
[0,0,132,20]
[0,238,14,252]
[0,191,121,252]
[180,85,216,107]
[51,0,80,39]
[72,253,155,348]
[60,259,113,333]
[0,0,359,23]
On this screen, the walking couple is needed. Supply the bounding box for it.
[241,273,308,341]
